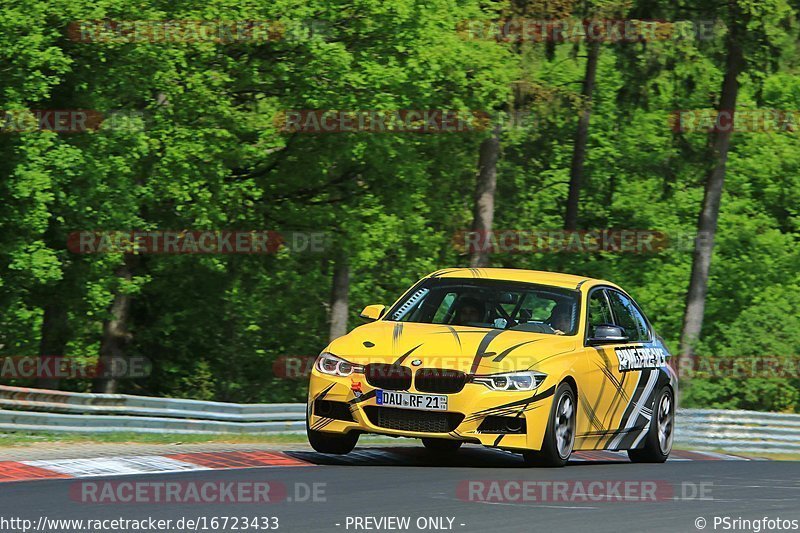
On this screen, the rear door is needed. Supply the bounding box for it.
[602,289,664,450]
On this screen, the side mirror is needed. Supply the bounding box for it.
[359,304,386,322]
[588,324,628,345]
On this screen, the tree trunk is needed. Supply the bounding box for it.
[564,40,600,231]
[328,253,349,342]
[469,125,501,267]
[93,256,135,393]
[37,301,69,390]
[679,30,745,365]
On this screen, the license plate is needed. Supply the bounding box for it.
[376,390,448,411]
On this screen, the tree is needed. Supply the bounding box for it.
[564,40,600,230]
[469,125,501,267]
[679,0,793,364]
[679,17,745,364]
[328,253,349,341]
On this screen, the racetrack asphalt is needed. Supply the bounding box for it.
[1,445,798,533]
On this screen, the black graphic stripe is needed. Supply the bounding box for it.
[600,347,630,422]
[619,418,651,449]
[596,362,629,403]
[603,369,629,427]
[470,329,505,373]
[616,369,652,430]
[464,403,543,423]
[430,268,461,278]
[590,348,630,430]
[579,393,604,432]
[578,429,621,438]
[310,384,338,429]
[393,343,423,366]
[392,322,404,352]
[585,350,610,433]
[470,385,556,417]
[314,383,335,401]
[312,417,335,431]
[603,369,654,449]
[491,339,541,363]
[602,372,643,446]
[445,325,462,350]
[618,380,660,449]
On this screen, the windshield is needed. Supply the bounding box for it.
[386,278,580,335]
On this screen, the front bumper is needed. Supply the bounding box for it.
[307,369,556,452]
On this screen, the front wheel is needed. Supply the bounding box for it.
[523,382,576,467]
[307,418,359,454]
[422,438,463,452]
[628,385,674,463]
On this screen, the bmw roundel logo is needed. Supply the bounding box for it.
[411,359,422,366]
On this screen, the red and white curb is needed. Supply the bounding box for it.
[0,448,757,484]
[0,451,309,483]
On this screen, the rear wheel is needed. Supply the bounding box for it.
[306,417,359,454]
[628,385,673,463]
[523,382,575,467]
[422,438,463,452]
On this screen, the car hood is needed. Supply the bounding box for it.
[325,320,576,374]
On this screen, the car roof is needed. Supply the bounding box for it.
[426,268,618,291]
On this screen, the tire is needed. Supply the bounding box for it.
[628,385,674,463]
[523,382,576,467]
[422,438,463,452]
[306,416,359,454]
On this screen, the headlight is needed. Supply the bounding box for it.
[314,352,364,377]
[472,371,546,391]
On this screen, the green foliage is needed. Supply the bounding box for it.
[0,0,797,411]
[683,378,800,412]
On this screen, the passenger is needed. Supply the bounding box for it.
[452,297,484,326]
[547,302,573,335]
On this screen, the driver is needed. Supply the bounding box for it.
[452,297,484,326]
[547,302,573,335]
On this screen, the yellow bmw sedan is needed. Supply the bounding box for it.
[306,268,677,466]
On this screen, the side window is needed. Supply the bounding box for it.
[432,293,457,323]
[607,291,649,342]
[588,289,613,332]
[522,293,558,322]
